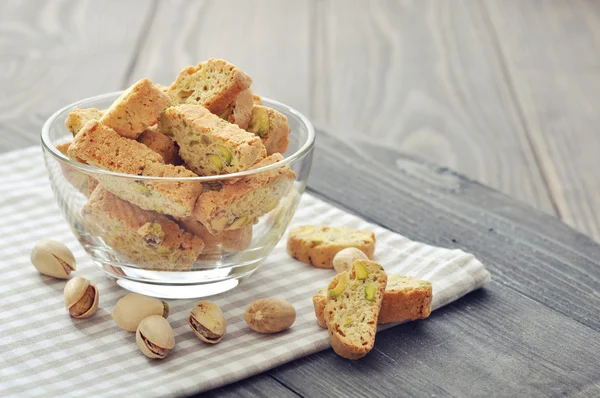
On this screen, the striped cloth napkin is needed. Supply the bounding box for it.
[0,147,490,397]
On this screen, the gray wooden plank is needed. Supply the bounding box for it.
[199,374,299,398]
[0,0,155,152]
[483,0,600,241]
[129,0,312,116]
[312,0,555,214]
[270,281,600,398]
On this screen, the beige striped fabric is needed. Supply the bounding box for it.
[0,147,490,397]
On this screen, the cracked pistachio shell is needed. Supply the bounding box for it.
[30,240,76,279]
[113,293,169,332]
[188,301,226,344]
[136,315,175,359]
[63,276,99,319]
[332,248,368,274]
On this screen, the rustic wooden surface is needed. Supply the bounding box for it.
[2,0,600,396]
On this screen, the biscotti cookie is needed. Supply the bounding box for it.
[313,274,432,328]
[378,275,432,324]
[324,260,387,360]
[247,105,291,155]
[287,225,376,269]
[137,126,181,165]
[68,120,202,218]
[180,217,253,253]
[193,154,295,234]
[83,188,204,270]
[159,104,266,176]
[55,142,91,195]
[219,88,253,129]
[252,94,262,105]
[65,108,104,136]
[167,58,252,115]
[100,78,171,139]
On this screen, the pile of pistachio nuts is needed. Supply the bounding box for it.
[31,240,297,359]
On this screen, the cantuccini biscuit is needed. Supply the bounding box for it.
[193,154,295,234]
[247,105,290,155]
[324,260,387,360]
[68,120,202,218]
[65,108,104,136]
[313,274,432,328]
[137,125,182,165]
[83,188,204,270]
[55,142,91,195]
[167,58,252,115]
[219,88,253,129]
[100,78,171,139]
[180,217,253,253]
[159,104,266,176]
[287,226,376,269]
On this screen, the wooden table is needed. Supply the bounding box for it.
[1,1,599,396]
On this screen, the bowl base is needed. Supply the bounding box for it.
[96,261,258,299]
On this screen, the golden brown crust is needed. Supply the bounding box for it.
[167,58,252,115]
[83,188,204,270]
[100,78,171,139]
[159,104,266,176]
[313,275,432,328]
[287,226,376,269]
[193,154,295,234]
[137,126,182,165]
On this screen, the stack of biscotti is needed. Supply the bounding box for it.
[313,274,432,328]
[59,59,295,265]
[83,188,204,270]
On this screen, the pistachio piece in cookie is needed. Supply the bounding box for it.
[286,225,376,269]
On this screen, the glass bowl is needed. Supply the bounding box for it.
[41,92,314,299]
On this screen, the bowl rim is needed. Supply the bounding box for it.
[41,92,315,181]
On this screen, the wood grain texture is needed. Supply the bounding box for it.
[200,374,299,398]
[0,0,155,151]
[311,0,555,214]
[270,281,600,397]
[484,0,600,241]
[129,0,312,116]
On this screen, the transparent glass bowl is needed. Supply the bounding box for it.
[41,92,314,298]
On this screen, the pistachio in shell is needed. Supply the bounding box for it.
[244,298,296,334]
[64,276,99,319]
[136,315,175,359]
[113,293,169,332]
[188,301,226,344]
[30,240,76,279]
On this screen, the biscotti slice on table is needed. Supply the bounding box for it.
[287,225,376,269]
[247,105,291,155]
[159,104,266,176]
[100,78,171,139]
[68,120,202,218]
[83,188,204,270]
[137,126,182,165]
[180,217,253,253]
[324,260,387,360]
[193,154,295,234]
[313,274,432,328]
[167,58,252,115]
[218,88,254,129]
[65,108,104,136]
